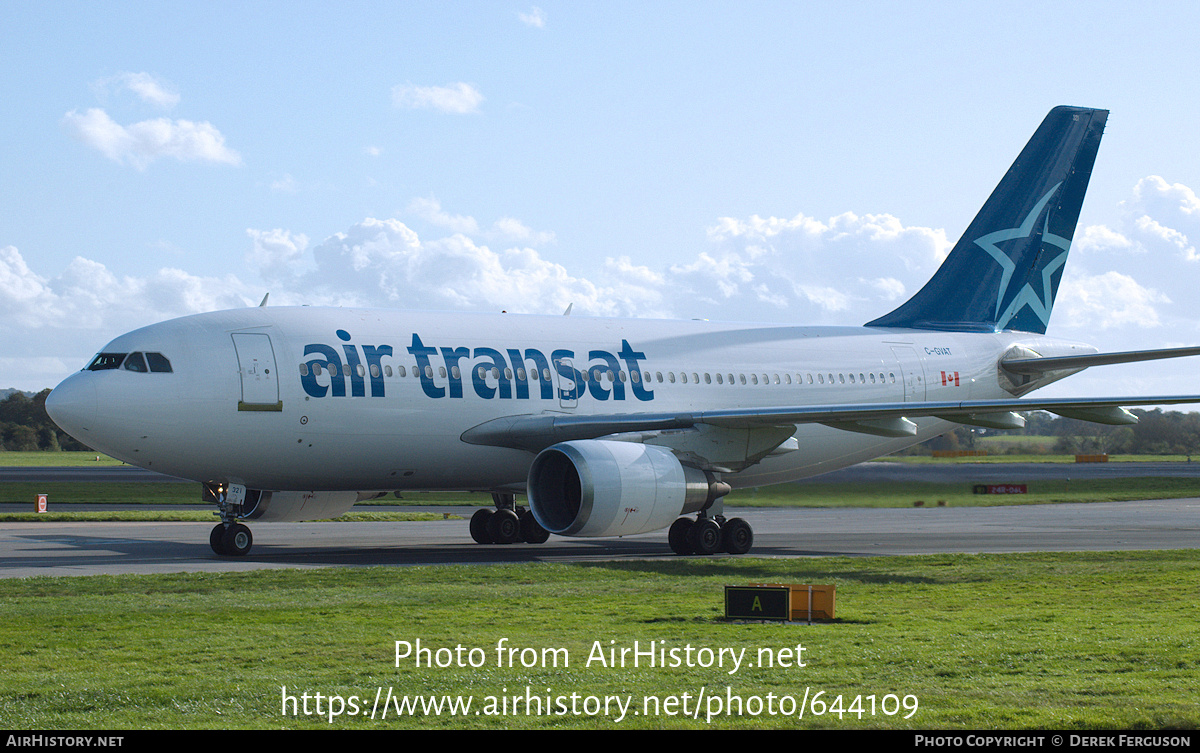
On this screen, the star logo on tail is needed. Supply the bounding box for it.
[973,182,1071,332]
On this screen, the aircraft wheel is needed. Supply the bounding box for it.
[487,508,521,544]
[721,517,754,555]
[518,509,550,544]
[688,518,722,555]
[209,523,228,555]
[220,523,253,556]
[668,517,694,555]
[469,509,494,544]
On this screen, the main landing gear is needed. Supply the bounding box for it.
[667,514,754,556]
[470,492,550,545]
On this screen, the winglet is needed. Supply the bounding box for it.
[868,106,1108,334]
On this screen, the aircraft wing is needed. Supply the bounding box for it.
[461,394,1200,453]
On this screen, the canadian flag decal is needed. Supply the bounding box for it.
[940,371,961,387]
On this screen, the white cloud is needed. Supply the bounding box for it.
[490,216,556,245]
[270,173,299,193]
[519,7,547,28]
[407,197,480,234]
[116,72,180,108]
[92,71,181,109]
[0,245,256,389]
[391,82,484,114]
[63,108,242,169]
[246,228,310,283]
[18,175,1200,394]
[1135,215,1196,261]
[1055,270,1168,330]
[1074,224,1137,254]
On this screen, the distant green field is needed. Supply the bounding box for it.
[1,551,1196,729]
[0,451,125,467]
[4,474,1200,522]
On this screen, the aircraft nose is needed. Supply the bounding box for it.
[45,373,98,439]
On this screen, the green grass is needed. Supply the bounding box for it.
[0,451,125,467]
[0,552,1197,729]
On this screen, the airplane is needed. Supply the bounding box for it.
[45,105,1200,558]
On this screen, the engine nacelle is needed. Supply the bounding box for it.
[527,440,724,537]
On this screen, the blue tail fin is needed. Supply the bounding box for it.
[867,106,1108,334]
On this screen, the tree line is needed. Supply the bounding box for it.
[924,409,1200,456]
[0,390,91,452]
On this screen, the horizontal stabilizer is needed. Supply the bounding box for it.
[1001,346,1200,374]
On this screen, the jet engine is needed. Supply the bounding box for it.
[527,439,726,537]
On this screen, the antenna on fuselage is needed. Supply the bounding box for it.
[258,293,269,307]
[563,303,573,316]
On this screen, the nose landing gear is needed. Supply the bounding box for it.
[206,482,255,556]
[210,522,253,556]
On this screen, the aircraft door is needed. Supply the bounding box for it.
[889,346,927,402]
[232,332,282,411]
[555,357,579,410]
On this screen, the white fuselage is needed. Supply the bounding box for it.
[47,306,1095,493]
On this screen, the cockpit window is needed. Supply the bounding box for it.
[87,353,127,371]
[86,351,173,373]
[146,352,173,373]
[123,352,149,372]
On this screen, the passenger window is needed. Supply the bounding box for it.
[299,363,309,376]
[122,352,148,373]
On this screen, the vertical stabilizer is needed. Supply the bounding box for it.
[867,106,1108,333]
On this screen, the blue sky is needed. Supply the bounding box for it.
[3,2,1200,400]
